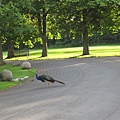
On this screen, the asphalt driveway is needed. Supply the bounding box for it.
[0,57,120,120]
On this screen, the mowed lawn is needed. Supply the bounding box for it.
[1,45,120,91]
[3,45,120,60]
[0,64,35,91]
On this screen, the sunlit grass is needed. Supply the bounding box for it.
[1,45,120,91]
[0,64,35,79]
[3,45,120,60]
[89,46,120,57]
[0,64,35,91]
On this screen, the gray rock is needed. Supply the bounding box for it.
[1,70,13,81]
[12,60,21,66]
[3,60,6,65]
[21,61,31,69]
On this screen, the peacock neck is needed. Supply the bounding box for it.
[36,74,40,79]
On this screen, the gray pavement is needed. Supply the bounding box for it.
[0,57,120,120]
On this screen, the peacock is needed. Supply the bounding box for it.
[35,69,65,86]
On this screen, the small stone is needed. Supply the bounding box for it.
[24,76,29,79]
[12,78,19,82]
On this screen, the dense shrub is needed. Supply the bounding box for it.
[89,32,120,45]
[2,32,120,50]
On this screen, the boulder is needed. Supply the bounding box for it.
[21,61,31,69]
[12,60,21,66]
[1,70,13,81]
[3,60,6,65]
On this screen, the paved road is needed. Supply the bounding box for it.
[0,57,120,120]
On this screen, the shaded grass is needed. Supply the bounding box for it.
[0,64,35,91]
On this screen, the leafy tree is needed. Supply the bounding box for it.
[0,31,4,65]
[52,0,120,55]
[30,0,47,57]
[30,0,60,57]
[0,0,37,58]
[0,2,3,65]
[1,2,26,58]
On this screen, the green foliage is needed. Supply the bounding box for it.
[60,1,119,34]
[89,32,120,45]
[0,0,38,50]
[0,0,120,56]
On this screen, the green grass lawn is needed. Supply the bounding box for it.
[0,82,19,91]
[3,45,120,60]
[89,45,120,57]
[1,45,120,91]
[0,64,35,91]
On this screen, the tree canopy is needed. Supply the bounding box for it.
[0,0,120,64]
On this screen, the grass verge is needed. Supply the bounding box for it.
[0,82,19,91]
[1,45,120,91]
[0,64,35,91]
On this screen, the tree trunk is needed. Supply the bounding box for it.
[7,40,14,58]
[42,8,47,57]
[82,9,89,55]
[42,36,48,57]
[37,8,48,57]
[0,31,4,66]
[83,27,89,55]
